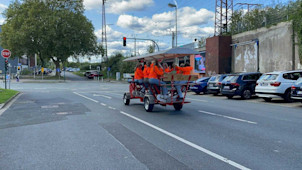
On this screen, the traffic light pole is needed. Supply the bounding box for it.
[125,37,160,53]
[4,59,7,89]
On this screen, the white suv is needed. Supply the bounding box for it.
[255,70,302,102]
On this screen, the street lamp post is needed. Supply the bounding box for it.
[168,1,177,47]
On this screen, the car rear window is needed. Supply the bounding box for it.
[197,78,209,82]
[209,76,220,81]
[223,75,239,82]
[209,76,217,81]
[259,74,278,81]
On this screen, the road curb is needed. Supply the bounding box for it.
[0,92,20,110]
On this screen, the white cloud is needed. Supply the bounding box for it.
[0,3,8,25]
[108,0,153,14]
[117,6,215,39]
[181,26,214,39]
[94,25,124,42]
[178,7,214,27]
[83,0,102,10]
[83,0,153,14]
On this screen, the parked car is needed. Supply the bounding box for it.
[87,71,103,79]
[190,77,210,94]
[221,72,262,99]
[291,77,302,102]
[207,74,228,95]
[255,70,302,102]
[84,71,91,77]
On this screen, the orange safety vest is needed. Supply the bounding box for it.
[134,67,144,79]
[149,65,164,79]
[143,66,150,78]
[176,66,193,75]
[164,68,172,73]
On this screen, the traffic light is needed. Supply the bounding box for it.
[5,60,8,70]
[17,66,21,71]
[123,37,126,46]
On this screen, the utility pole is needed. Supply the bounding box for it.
[101,0,107,60]
[101,0,109,81]
[235,3,261,13]
[214,0,233,36]
[235,3,262,30]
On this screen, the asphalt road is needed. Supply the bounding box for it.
[0,78,302,170]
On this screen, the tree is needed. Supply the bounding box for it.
[0,0,102,76]
[147,44,155,53]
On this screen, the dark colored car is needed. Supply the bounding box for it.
[221,72,262,99]
[291,77,302,102]
[190,77,210,94]
[87,71,103,79]
[207,74,228,95]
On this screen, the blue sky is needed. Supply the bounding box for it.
[0,0,291,62]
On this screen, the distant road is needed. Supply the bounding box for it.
[62,71,87,81]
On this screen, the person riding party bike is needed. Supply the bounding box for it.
[134,63,144,95]
[148,60,168,102]
[174,62,193,99]
[143,61,151,94]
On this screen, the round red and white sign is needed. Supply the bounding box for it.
[1,49,11,58]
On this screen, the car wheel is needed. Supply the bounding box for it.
[213,93,218,96]
[144,97,154,112]
[195,92,201,95]
[241,89,252,99]
[283,90,293,103]
[263,98,272,102]
[227,95,233,99]
[123,93,130,105]
[173,103,183,111]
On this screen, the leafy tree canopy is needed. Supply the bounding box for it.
[0,0,102,75]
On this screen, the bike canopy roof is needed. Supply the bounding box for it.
[123,47,199,62]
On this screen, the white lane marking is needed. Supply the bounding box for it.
[119,111,250,170]
[108,106,116,110]
[0,93,22,116]
[34,88,47,90]
[186,98,208,102]
[198,110,257,125]
[103,92,123,96]
[73,92,99,103]
[100,103,107,106]
[93,94,112,99]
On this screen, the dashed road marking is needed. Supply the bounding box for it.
[198,110,257,124]
[93,94,112,99]
[108,106,116,110]
[73,92,99,103]
[100,103,107,106]
[119,110,251,170]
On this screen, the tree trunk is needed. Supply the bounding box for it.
[52,58,60,77]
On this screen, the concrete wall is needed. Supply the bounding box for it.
[232,21,301,73]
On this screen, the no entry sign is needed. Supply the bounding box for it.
[1,49,11,58]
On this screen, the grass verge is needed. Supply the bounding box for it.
[0,88,18,104]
